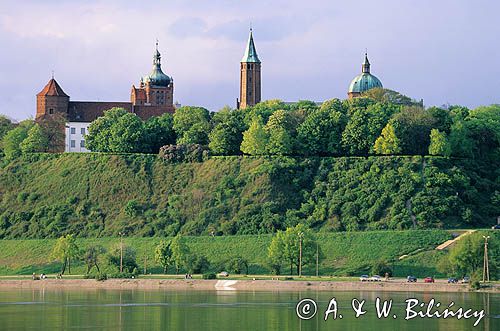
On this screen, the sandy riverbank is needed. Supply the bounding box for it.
[0,279,498,293]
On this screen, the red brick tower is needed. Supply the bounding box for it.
[36,78,69,120]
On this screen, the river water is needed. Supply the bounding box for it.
[0,289,498,330]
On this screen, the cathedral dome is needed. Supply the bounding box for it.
[348,53,383,94]
[348,73,383,93]
[144,47,172,87]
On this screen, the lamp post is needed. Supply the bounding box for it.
[119,232,124,273]
[298,232,304,277]
[483,235,490,283]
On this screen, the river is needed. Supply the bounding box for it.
[0,289,498,330]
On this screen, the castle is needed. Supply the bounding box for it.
[36,30,383,152]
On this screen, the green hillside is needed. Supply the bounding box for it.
[0,153,498,238]
[0,230,451,277]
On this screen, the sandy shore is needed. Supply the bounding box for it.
[0,279,498,293]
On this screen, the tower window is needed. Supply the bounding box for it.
[49,108,54,114]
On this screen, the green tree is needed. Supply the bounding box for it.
[265,109,294,155]
[83,245,106,274]
[428,129,451,156]
[465,105,500,160]
[390,106,437,155]
[85,108,144,152]
[107,244,138,273]
[0,115,14,149]
[240,117,269,155]
[267,224,323,275]
[226,256,249,274]
[173,106,211,145]
[51,234,80,275]
[170,235,190,274]
[208,108,246,155]
[362,88,420,106]
[155,240,172,273]
[143,113,176,153]
[2,120,34,159]
[373,123,401,155]
[449,120,473,157]
[297,99,346,156]
[20,124,49,153]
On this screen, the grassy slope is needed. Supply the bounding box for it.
[0,153,497,239]
[0,230,450,277]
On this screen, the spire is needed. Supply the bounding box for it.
[362,51,370,73]
[153,40,161,67]
[241,29,260,63]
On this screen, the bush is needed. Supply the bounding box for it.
[202,273,216,279]
[108,272,135,279]
[371,260,393,276]
[158,144,209,163]
[95,273,108,281]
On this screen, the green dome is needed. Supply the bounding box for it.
[144,48,172,87]
[348,73,383,93]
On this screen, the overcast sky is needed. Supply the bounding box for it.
[0,0,499,120]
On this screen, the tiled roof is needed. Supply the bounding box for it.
[133,105,174,120]
[68,101,133,122]
[37,78,69,97]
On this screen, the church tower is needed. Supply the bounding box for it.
[36,77,69,120]
[238,29,261,109]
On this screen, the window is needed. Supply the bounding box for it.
[48,108,54,114]
[70,140,75,148]
[80,140,85,148]
[70,127,76,134]
[81,128,85,135]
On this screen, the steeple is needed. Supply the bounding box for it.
[241,29,261,63]
[362,52,370,73]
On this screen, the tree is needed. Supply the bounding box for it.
[390,106,437,155]
[155,240,172,273]
[297,100,346,156]
[449,120,473,157]
[362,88,420,107]
[373,123,401,155]
[267,224,323,275]
[0,115,14,149]
[465,105,500,160]
[37,113,67,152]
[173,106,211,145]
[2,120,34,159]
[143,113,176,153]
[184,254,210,274]
[428,129,451,156]
[264,109,295,155]
[226,256,249,275]
[20,124,49,153]
[170,235,190,274]
[107,244,138,273]
[208,108,246,155]
[83,245,106,274]
[51,234,80,275]
[85,108,146,153]
[240,117,269,155]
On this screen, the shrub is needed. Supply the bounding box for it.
[371,260,393,276]
[158,144,209,163]
[95,273,108,281]
[202,273,216,279]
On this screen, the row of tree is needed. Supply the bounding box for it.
[1,89,498,160]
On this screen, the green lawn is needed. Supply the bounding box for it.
[0,230,451,277]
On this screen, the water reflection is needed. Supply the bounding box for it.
[0,289,497,330]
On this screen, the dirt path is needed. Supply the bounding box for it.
[436,230,476,250]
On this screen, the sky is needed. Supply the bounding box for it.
[0,0,499,121]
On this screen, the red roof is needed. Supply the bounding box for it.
[37,78,69,97]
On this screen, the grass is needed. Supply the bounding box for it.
[0,230,451,277]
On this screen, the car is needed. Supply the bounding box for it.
[424,277,435,283]
[447,277,458,283]
[218,271,229,277]
[492,225,500,230]
[370,275,382,282]
[359,275,369,282]
[407,276,417,282]
[461,276,470,283]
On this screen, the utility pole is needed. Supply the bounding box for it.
[119,232,124,273]
[144,255,148,275]
[483,235,490,282]
[298,232,304,277]
[316,242,319,277]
